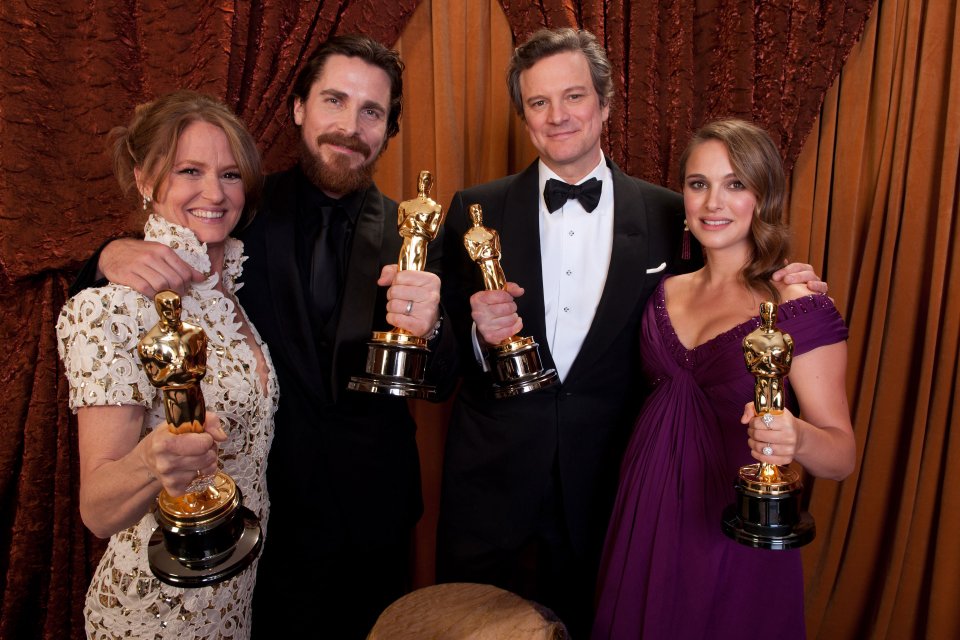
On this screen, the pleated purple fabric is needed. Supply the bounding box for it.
[593,280,847,639]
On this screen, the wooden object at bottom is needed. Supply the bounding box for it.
[367,582,567,639]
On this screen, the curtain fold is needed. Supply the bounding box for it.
[0,0,420,279]
[0,274,93,640]
[377,0,534,215]
[790,1,960,637]
[496,0,874,188]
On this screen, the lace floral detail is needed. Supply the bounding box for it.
[56,215,277,640]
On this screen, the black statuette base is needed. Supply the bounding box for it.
[148,503,262,587]
[721,480,815,550]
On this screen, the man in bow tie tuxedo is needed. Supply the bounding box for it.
[437,27,822,636]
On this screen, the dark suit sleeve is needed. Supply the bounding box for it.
[440,191,491,378]
[68,223,150,297]
[67,231,149,296]
[68,242,109,296]
[422,222,459,400]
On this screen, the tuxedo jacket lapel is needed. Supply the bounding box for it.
[498,161,555,371]
[330,185,387,398]
[565,161,650,381]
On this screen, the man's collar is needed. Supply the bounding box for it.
[538,154,609,185]
[538,154,611,211]
[294,164,366,224]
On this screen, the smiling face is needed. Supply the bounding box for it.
[682,139,758,256]
[138,120,244,249]
[293,54,391,197]
[519,50,609,183]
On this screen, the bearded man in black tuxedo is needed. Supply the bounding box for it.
[84,36,454,639]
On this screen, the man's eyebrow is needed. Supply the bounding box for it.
[318,88,386,113]
[318,88,348,101]
[360,99,387,113]
[525,85,590,103]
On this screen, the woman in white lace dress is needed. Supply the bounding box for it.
[57,91,277,639]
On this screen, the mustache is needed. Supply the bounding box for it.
[315,133,371,157]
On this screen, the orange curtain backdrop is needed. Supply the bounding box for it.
[789,1,960,637]
[376,0,535,216]
[0,3,419,638]
[497,0,874,188]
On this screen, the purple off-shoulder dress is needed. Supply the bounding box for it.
[592,279,848,640]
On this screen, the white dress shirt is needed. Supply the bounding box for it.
[539,157,614,381]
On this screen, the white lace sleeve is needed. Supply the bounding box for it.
[56,286,157,412]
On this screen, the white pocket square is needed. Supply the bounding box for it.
[645,262,667,274]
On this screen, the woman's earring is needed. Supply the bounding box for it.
[142,195,152,210]
[682,219,691,260]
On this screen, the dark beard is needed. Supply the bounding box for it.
[298,133,378,197]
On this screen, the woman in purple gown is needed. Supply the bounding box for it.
[592,120,856,639]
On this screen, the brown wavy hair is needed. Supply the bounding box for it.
[679,119,790,302]
[110,90,263,231]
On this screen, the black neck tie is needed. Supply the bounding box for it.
[309,205,348,328]
[544,177,602,213]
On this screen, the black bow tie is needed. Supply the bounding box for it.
[544,177,602,213]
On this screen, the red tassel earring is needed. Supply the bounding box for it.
[681,219,691,260]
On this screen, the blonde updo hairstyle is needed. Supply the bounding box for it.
[679,119,790,302]
[110,90,263,231]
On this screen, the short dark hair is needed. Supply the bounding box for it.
[288,35,404,139]
[507,28,613,120]
[111,90,263,230]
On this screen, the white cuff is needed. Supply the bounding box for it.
[471,322,491,372]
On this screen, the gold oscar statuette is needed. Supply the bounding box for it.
[348,170,446,399]
[721,301,815,550]
[463,203,558,398]
[138,290,262,586]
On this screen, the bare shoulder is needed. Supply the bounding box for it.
[662,272,700,321]
[663,271,696,298]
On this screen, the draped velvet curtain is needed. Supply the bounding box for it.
[497,0,874,187]
[14,1,950,639]
[789,1,960,636]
